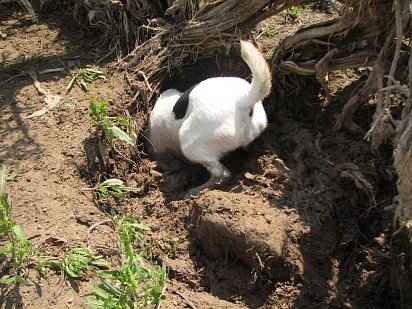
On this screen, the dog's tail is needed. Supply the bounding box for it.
[240,40,272,109]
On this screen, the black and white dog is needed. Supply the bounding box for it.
[148,40,272,196]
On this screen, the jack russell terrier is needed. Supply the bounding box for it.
[148,40,271,197]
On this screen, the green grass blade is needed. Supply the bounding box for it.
[110,125,134,146]
[66,75,77,92]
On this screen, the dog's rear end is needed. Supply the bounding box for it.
[148,41,272,197]
[147,89,182,154]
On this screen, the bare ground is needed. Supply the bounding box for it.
[0,3,410,309]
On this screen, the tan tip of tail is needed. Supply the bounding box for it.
[240,40,255,63]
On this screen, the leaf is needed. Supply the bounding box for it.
[99,278,126,297]
[109,125,134,146]
[5,172,16,181]
[85,287,110,300]
[91,259,111,269]
[1,274,16,285]
[100,179,124,187]
[80,79,88,91]
[66,75,77,93]
[0,243,12,254]
[15,275,32,286]
[0,165,8,199]
[83,296,106,308]
[12,225,25,241]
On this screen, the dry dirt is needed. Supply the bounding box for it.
[0,3,410,309]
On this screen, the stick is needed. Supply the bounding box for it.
[173,290,197,309]
[87,219,115,245]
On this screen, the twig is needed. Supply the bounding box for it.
[87,219,115,245]
[138,70,153,92]
[38,68,66,74]
[0,73,26,86]
[173,290,197,309]
[54,270,66,299]
[363,0,404,146]
[255,252,265,269]
[380,84,410,97]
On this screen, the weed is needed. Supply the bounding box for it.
[67,67,106,93]
[50,248,110,279]
[286,5,301,19]
[0,166,33,286]
[84,216,167,308]
[89,95,137,147]
[96,178,142,199]
[261,24,277,36]
[0,166,110,290]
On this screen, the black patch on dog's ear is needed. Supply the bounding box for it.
[173,84,198,120]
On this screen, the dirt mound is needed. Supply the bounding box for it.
[192,190,303,281]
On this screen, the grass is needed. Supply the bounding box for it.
[84,215,167,309]
[89,95,137,147]
[67,67,106,93]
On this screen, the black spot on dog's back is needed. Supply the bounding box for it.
[173,84,198,120]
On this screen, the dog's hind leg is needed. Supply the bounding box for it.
[185,160,231,198]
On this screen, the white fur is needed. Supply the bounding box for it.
[148,40,272,196]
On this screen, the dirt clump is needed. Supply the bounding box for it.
[192,191,303,281]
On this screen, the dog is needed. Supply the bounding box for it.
[148,40,271,197]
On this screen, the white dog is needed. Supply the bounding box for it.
[148,40,271,196]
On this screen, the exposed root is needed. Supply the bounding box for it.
[315,48,341,104]
[364,0,404,148]
[393,30,412,252]
[337,162,376,205]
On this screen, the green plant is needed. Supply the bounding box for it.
[67,67,106,93]
[84,216,167,308]
[50,248,110,279]
[89,95,137,147]
[286,5,301,19]
[0,166,110,290]
[0,166,33,286]
[96,178,142,198]
[261,24,277,36]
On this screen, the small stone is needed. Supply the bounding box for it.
[1,33,7,39]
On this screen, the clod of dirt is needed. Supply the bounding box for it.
[191,191,303,281]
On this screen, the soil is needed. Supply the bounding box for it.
[0,3,410,309]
